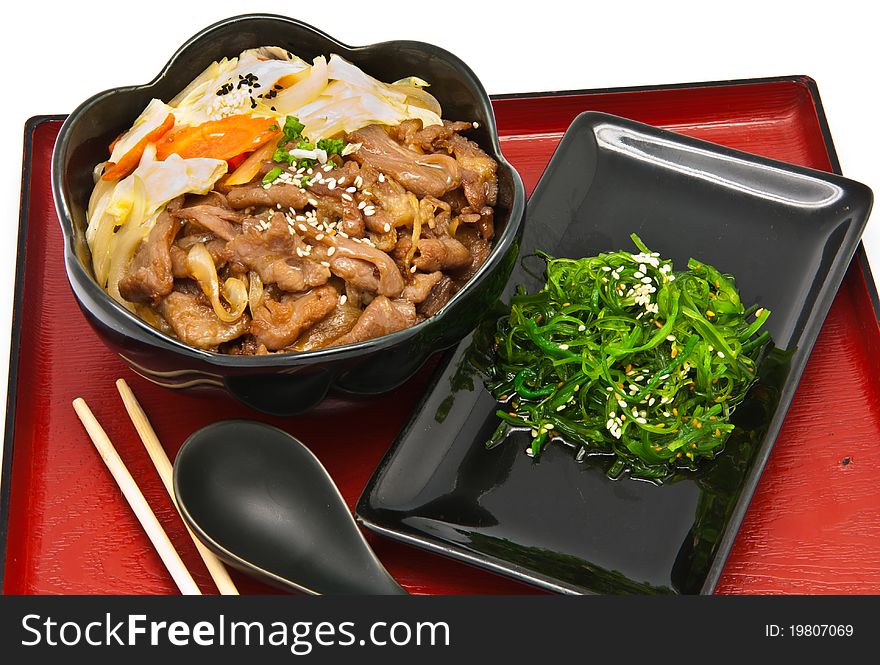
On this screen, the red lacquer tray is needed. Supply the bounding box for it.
[4,77,880,595]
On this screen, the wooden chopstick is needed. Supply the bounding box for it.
[115,379,239,596]
[71,398,201,595]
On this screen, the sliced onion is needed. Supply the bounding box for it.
[223,136,280,187]
[273,56,328,116]
[390,84,442,116]
[186,242,247,322]
[222,278,249,321]
[404,192,421,269]
[247,270,264,312]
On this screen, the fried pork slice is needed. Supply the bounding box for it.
[331,296,417,346]
[417,275,455,318]
[118,203,181,303]
[450,227,492,284]
[250,285,338,351]
[413,237,471,272]
[158,287,250,350]
[330,256,381,293]
[441,133,498,209]
[401,271,443,304]
[183,191,231,209]
[226,182,310,210]
[174,205,244,241]
[391,119,475,152]
[346,124,461,198]
[225,213,330,292]
[329,235,405,297]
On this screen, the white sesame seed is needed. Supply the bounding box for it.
[378,173,385,182]
[316,233,324,241]
[354,175,363,188]
[307,168,313,175]
[558,344,569,350]
[327,178,337,190]
[635,375,645,382]
[323,164,333,172]
[363,190,373,197]
[634,271,644,278]
[340,295,347,305]
[308,198,318,206]
[341,193,353,201]
[364,206,375,216]
[618,399,627,408]
[472,121,480,129]
[338,177,346,185]
[357,200,367,209]
[717,351,725,358]
[328,246,336,256]
[637,417,647,424]
[649,398,656,406]
[298,224,308,232]
[345,186,357,193]
[410,265,417,273]
[320,261,330,267]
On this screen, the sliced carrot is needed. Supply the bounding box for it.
[102,114,175,181]
[155,114,279,162]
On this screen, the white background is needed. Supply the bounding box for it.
[0,1,877,470]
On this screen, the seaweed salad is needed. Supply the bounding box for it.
[484,234,771,480]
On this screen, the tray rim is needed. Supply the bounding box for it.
[2,74,875,592]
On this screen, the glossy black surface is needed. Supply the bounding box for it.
[173,420,406,594]
[52,14,525,415]
[357,112,873,594]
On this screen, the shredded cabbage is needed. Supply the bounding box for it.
[171,48,310,126]
[108,99,175,165]
[86,145,227,298]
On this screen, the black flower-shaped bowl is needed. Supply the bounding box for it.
[52,14,525,415]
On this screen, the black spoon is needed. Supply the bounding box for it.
[173,420,407,595]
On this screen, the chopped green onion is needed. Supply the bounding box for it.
[262,167,283,186]
[282,116,305,140]
[317,137,345,156]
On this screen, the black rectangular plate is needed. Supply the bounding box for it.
[356,111,873,595]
